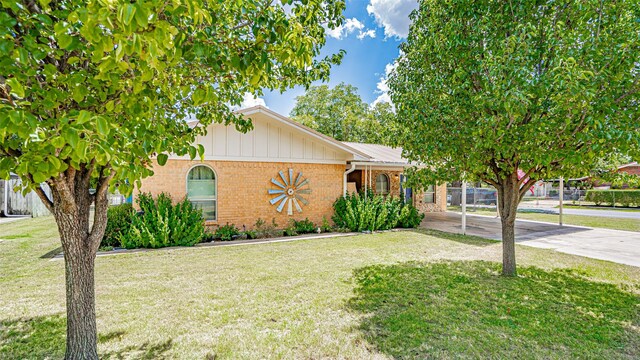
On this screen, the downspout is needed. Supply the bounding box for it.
[369,165,372,193]
[343,163,356,197]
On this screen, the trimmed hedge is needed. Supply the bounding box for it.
[585,189,640,207]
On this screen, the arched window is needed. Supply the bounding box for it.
[375,173,390,195]
[187,165,216,220]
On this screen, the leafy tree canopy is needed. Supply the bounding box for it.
[0,0,345,195]
[390,0,640,275]
[392,0,639,188]
[290,82,396,144]
[0,0,346,357]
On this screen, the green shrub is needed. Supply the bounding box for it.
[283,220,298,236]
[201,229,216,242]
[321,216,332,233]
[332,192,419,232]
[101,203,135,248]
[253,218,282,238]
[293,218,317,234]
[398,204,424,228]
[215,223,241,241]
[243,230,258,239]
[585,189,640,207]
[122,193,205,249]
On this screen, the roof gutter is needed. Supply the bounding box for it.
[348,161,419,168]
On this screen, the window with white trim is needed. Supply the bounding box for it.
[423,185,435,204]
[375,173,390,195]
[187,165,216,220]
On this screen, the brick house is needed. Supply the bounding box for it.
[569,162,640,189]
[617,162,640,177]
[136,106,446,228]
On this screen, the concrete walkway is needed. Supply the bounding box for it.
[422,212,640,267]
[0,216,29,225]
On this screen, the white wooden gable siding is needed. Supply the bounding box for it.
[175,111,352,164]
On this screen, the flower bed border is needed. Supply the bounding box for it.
[52,229,414,259]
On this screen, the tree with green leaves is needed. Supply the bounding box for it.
[290,82,394,144]
[389,0,640,276]
[365,101,397,145]
[0,0,344,357]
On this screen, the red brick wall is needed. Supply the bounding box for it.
[354,169,446,212]
[136,160,344,229]
[414,185,447,212]
[359,169,403,197]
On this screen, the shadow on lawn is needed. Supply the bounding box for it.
[348,261,640,359]
[418,229,498,247]
[40,246,62,259]
[0,315,173,359]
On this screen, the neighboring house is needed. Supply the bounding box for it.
[617,162,640,177]
[571,162,640,189]
[137,106,446,228]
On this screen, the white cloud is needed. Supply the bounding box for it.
[325,17,365,39]
[367,0,418,39]
[238,92,267,109]
[372,61,398,106]
[357,29,376,40]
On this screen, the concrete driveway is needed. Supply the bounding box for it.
[422,212,640,267]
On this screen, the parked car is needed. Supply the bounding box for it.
[472,188,498,205]
[448,188,497,206]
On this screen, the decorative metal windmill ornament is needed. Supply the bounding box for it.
[268,169,311,215]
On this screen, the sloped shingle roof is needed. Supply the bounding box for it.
[342,142,408,164]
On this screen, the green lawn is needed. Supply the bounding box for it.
[448,206,640,232]
[558,204,640,212]
[1,217,640,359]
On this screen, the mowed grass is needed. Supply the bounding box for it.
[449,206,640,232]
[1,217,640,359]
[515,212,640,232]
[558,204,640,213]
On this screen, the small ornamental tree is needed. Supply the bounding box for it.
[389,0,640,276]
[0,0,345,358]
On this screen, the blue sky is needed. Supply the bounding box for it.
[243,0,418,115]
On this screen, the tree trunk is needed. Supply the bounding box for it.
[63,238,98,359]
[35,167,114,360]
[500,214,517,276]
[496,175,520,277]
[53,200,100,360]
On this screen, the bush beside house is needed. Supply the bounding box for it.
[101,203,135,248]
[214,223,241,241]
[101,191,426,251]
[123,193,205,249]
[332,191,424,232]
[100,192,206,249]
